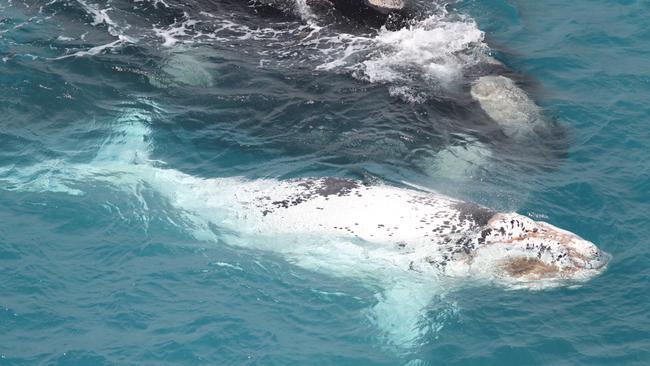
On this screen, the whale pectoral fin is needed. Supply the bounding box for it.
[149,49,215,89]
[366,279,456,348]
[417,137,492,182]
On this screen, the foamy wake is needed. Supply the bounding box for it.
[317,9,492,94]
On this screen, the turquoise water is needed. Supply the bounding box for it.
[1,0,649,365]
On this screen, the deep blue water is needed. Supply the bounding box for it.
[1,0,649,365]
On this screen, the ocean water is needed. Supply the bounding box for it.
[1,0,649,365]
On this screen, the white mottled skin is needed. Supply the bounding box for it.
[14,153,607,286]
[142,173,472,272]
[149,172,608,285]
[229,180,473,247]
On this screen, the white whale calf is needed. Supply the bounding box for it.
[1,114,609,346]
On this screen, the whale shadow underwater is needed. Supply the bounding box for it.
[0,108,609,347]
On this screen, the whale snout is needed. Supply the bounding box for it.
[585,249,610,270]
[572,246,610,271]
[535,221,610,274]
[474,214,610,284]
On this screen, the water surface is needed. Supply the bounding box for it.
[1,0,649,364]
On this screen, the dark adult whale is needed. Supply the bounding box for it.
[243,0,562,155]
[330,0,410,29]
[250,0,412,29]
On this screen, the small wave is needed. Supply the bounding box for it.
[213,261,244,271]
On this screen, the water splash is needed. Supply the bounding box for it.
[293,0,316,22]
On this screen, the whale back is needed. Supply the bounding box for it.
[206,177,496,269]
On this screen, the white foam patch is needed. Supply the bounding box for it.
[315,10,491,94]
[213,261,243,271]
[0,160,85,196]
[76,0,115,29]
[363,14,487,85]
[153,14,199,48]
[388,85,427,104]
[134,0,169,9]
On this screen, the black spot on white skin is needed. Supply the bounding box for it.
[258,178,362,215]
[454,202,496,227]
[305,178,360,197]
[255,180,516,272]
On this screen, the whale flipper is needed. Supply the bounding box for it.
[470,75,543,140]
[369,279,456,347]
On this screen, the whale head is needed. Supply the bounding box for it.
[450,213,610,287]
